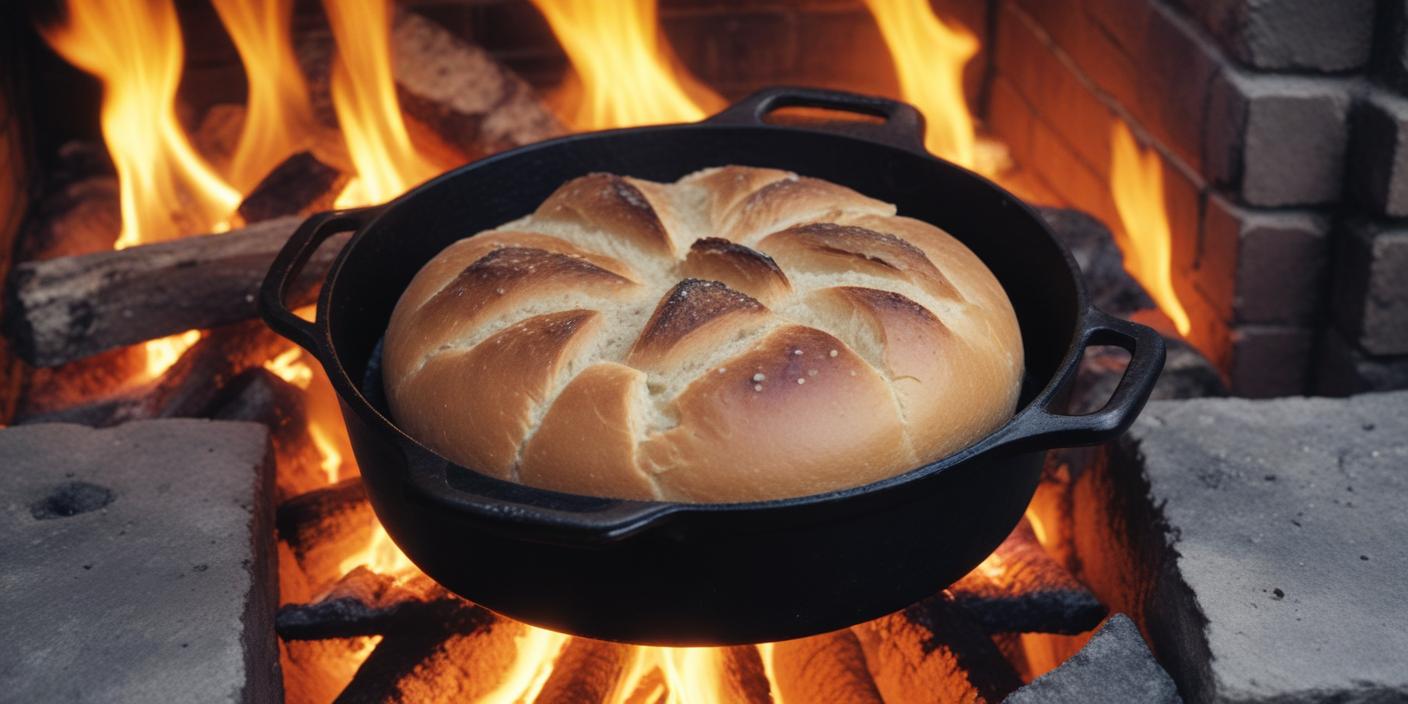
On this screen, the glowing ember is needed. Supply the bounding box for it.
[862,0,979,168]
[210,0,315,193]
[41,0,240,247]
[529,0,721,130]
[263,347,314,390]
[323,0,438,206]
[140,330,202,381]
[1109,122,1192,336]
[308,422,343,485]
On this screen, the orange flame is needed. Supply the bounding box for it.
[862,0,979,168]
[210,0,315,192]
[263,347,314,390]
[1109,123,1192,335]
[529,0,721,130]
[41,0,240,247]
[323,0,438,206]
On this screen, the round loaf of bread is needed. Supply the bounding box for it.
[383,166,1023,503]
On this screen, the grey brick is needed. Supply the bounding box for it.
[1330,220,1408,355]
[1227,324,1313,397]
[1173,0,1376,72]
[1314,326,1408,395]
[1370,0,1408,93]
[1346,88,1408,217]
[1197,193,1330,325]
[1077,394,1408,703]
[1205,71,1352,206]
[0,420,279,704]
[1005,614,1182,704]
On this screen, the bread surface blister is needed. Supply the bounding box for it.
[383,166,1023,502]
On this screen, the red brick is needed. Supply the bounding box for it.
[1228,324,1313,397]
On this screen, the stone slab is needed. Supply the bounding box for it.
[1107,394,1408,702]
[1004,614,1181,704]
[0,420,279,703]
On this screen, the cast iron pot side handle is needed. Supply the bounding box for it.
[259,208,376,355]
[705,86,929,155]
[995,309,1166,454]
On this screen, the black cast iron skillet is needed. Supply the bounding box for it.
[261,87,1165,646]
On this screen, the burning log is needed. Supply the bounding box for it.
[277,568,477,641]
[389,12,565,156]
[853,595,1023,704]
[297,11,563,163]
[277,478,375,591]
[237,151,348,225]
[14,319,288,426]
[5,216,346,367]
[334,613,525,704]
[720,646,774,704]
[948,520,1107,635]
[531,639,634,704]
[211,367,325,499]
[772,630,884,703]
[16,142,121,262]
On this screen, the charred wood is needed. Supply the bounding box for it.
[277,568,478,641]
[948,520,1107,635]
[237,151,347,225]
[6,216,346,366]
[212,367,325,499]
[854,594,1023,704]
[334,613,523,704]
[14,319,287,426]
[720,646,774,704]
[277,478,375,591]
[531,639,633,704]
[772,630,884,704]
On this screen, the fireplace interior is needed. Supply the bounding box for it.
[1,1,1404,703]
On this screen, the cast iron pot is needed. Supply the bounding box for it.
[261,87,1165,646]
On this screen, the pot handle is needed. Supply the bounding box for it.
[996,308,1166,453]
[258,207,376,354]
[403,450,679,545]
[704,86,929,155]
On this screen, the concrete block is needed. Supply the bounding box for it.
[1346,89,1408,217]
[1205,71,1352,206]
[1197,193,1330,325]
[1005,614,1182,704]
[1331,220,1408,355]
[1174,0,1376,71]
[0,420,279,703]
[1078,394,1408,703]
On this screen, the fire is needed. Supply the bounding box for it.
[479,629,570,704]
[307,422,344,485]
[862,0,979,168]
[529,0,722,130]
[263,347,314,390]
[41,0,240,247]
[323,0,438,207]
[210,0,315,193]
[140,330,202,380]
[1109,123,1192,335]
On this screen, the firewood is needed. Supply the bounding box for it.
[5,216,347,366]
[948,519,1107,635]
[297,11,563,163]
[211,367,325,499]
[237,151,348,225]
[277,568,477,641]
[16,142,120,262]
[531,639,633,704]
[853,594,1023,704]
[772,630,884,703]
[719,646,775,704]
[334,613,524,704]
[13,319,288,426]
[277,478,375,592]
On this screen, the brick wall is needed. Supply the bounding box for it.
[984,0,1406,398]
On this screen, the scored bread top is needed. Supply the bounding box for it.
[383,166,1023,503]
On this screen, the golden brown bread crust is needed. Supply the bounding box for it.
[383,166,1024,502]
